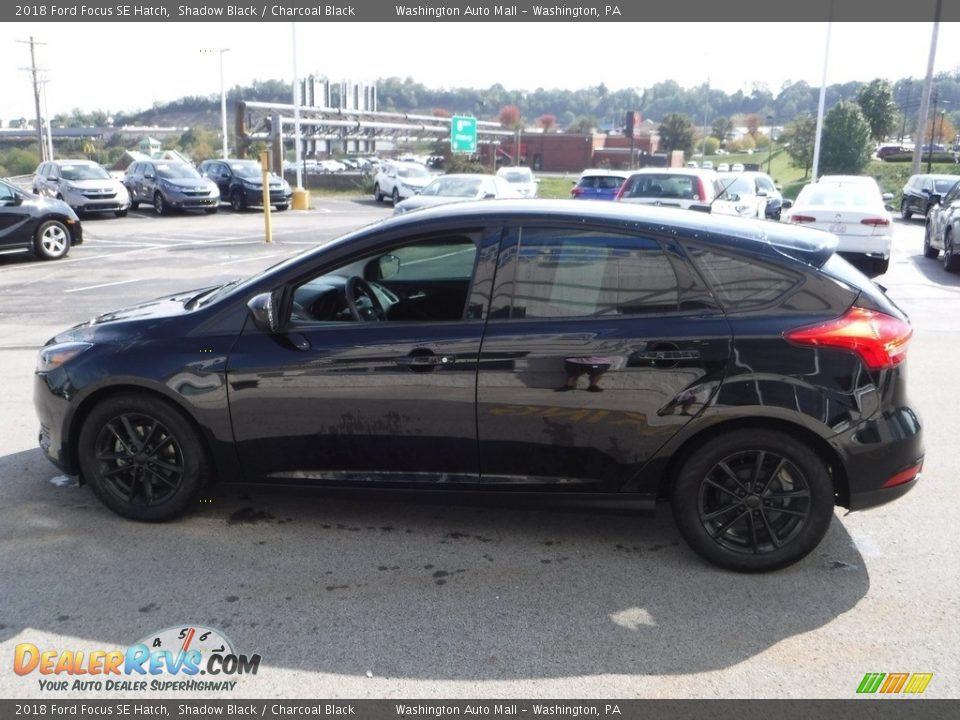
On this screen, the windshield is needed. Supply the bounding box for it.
[420,177,481,198]
[230,162,262,179]
[157,163,201,180]
[397,165,430,179]
[717,177,754,197]
[60,164,110,181]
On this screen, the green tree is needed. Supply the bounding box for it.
[702,136,720,155]
[711,116,732,141]
[820,101,873,175]
[567,116,597,134]
[782,115,817,178]
[856,79,896,143]
[659,113,695,154]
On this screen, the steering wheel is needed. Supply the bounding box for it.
[344,276,386,321]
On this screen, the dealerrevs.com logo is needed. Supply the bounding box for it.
[14,625,261,693]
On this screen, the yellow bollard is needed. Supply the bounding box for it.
[291,187,310,210]
[259,151,273,244]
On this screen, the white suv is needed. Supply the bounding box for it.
[373,161,433,204]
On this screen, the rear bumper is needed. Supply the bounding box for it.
[848,471,920,511]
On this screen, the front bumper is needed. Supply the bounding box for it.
[167,194,219,209]
[34,369,77,475]
[243,186,292,206]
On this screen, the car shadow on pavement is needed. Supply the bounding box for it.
[907,252,960,288]
[0,447,869,682]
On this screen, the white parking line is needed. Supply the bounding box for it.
[64,278,150,293]
[217,253,281,265]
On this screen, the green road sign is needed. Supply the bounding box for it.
[451,115,478,153]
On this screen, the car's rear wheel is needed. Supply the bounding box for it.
[373,183,383,202]
[944,229,960,272]
[874,257,890,275]
[34,220,71,260]
[924,224,940,258]
[392,188,400,205]
[901,199,912,220]
[671,429,834,572]
[78,394,209,522]
[153,192,168,216]
[230,189,247,212]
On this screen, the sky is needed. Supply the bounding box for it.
[2,22,960,122]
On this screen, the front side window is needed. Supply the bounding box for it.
[499,227,680,319]
[290,235,480,324]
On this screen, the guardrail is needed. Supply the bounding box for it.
[3,174,33,191]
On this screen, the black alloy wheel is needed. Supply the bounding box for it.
[901,199,912,220]
[230,189,247,212]
[671,429,834,572]
[153,192,168,216]
[945,230,960,272]
[78,394,208,521]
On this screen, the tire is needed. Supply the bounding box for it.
[901,199,912,220]
[944,230,960,272]
[274,203,289,212]
[923,225,939,258]
[77,393,209,522]
[115,209,128,218]
[34,219,72,260]
[373,183,383,202]
[130,200,139,210]
[153,192,168,216]
[230,189,247,212]
[392,188,400,205]
[874,257,889,276]
[671,429,835,572]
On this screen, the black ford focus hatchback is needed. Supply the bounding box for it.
[34,201,923,572]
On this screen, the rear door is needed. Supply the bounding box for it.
[475,223,731,490]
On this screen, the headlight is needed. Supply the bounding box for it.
[159,179,175,190]
[61,182,78,192]
[36,342,93,373]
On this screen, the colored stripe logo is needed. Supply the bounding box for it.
[857,672,933,694]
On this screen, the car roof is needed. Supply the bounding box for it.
[52,159,99,166]
[624,168,718,177]
[378,199,838,267]
[579,168,629,177]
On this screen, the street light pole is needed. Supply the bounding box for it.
[766,115,774,174]
[899,80,912,143]
[201,48,230,159]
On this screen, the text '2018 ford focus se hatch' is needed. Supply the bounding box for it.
[34,201,923,572]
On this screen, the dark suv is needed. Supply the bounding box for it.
[198,159,292,212]
[900,173,959,219]
[123,160,220,216]
[33,201,922,572]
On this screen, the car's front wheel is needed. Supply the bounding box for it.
[153,192,168,216]
[115,209,128,218]
[275,203,289,212]
[78,394,209,522]
[230,189,247,212]
[944,229,960,272]
[392,188,400,205]
[34,219,71,260]
[924,224,939,258]
[901,199,912,220]
[671,429,835,572]
[373,183,383,202]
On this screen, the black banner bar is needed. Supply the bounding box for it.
[4,0,960,23]
[0,700,958,720]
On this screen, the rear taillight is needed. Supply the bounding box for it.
[860,217,890,226]
[881,461,922,489]
[789,214,817,223]
[696,176,708,202]
[570,186,584,198]
[784,306,912,370]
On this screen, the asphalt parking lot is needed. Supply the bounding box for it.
[0,203,958,699]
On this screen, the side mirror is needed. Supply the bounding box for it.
[882,192,894,202]
[929,193,941,206]
[922,188,931,195]
[145,173,156,180]
[378,254,401,280]
[0,194,24,207]
[47,176,58,182]
[757,190,768,197]
[482,192,496,199]
[247,290,283,333]
[782,199,794,210]
[885,204,895,212]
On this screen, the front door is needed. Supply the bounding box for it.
[226,229,497,486]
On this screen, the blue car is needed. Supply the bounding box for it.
[570,169,630,200]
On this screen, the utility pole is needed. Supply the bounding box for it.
[912,0,941,174]
[18,36,48,161]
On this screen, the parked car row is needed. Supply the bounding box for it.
[922,176,960,272]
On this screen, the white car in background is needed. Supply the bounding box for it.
[785,176,894,276]
[373,161,433,204]
[496,166,538,197]
[393,174,521,214]
[713,171,785,220]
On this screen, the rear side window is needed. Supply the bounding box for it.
[499,227,680,319]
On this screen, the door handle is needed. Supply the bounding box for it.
[395,354,456,370]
